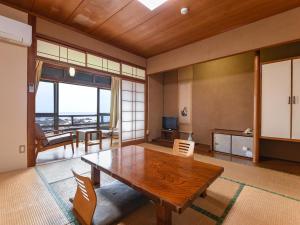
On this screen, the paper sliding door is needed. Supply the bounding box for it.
[261,60,291,139]
[121,80,145,142]
[292,59,300,139]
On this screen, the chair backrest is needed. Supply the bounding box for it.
[173,139,195,157]
[72,170,97,225]
[35,123,48,146]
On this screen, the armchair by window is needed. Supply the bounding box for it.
[35,123,75,159]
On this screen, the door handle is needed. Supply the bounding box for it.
[288,96,291,104]
[292,96,296,104]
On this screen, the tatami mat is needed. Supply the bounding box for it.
[0,168,68,225]
[36,157,90,183]
[193,178,240,217]
[2,143,300,225]
[118,202,216,225]
[222,186,300,225]
[140,143,300,200]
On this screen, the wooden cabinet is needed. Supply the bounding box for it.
[212,129,253,158]
[261,59,300,140]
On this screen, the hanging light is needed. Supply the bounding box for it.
[69,67,76,77]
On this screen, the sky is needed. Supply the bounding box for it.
[36,82,111,114]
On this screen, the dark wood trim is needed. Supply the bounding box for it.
[145,74,149,141]
[253,50,261,163]
[37,56,146,84]
[27,15,37,167]
[36,34,146,70]
[261,57,297,65]
[260,136,300,143]
[121,139,146,147]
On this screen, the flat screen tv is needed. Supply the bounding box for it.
[162,117,178,130]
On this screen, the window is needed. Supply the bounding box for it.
[122,80,145,141]
[35,81,54,130]
[59,83,97,129]
[37,39,145,79]
[37,40,86,66]
[87,54,120,74]
[99,89,111,124]
[122,64,146,80]
[35,80,113,131]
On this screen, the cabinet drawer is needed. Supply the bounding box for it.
[214,134,231,153]
[232,136,253,158]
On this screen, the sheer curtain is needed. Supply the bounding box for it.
[35,60,43,94]
[110,77,120,129]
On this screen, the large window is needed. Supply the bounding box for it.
[122,80,145,141]
[35,81,54,130]
[58,83,98,130]
[99,89,111,124]
[36,81,111,131]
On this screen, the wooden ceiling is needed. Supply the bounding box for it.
[1,0,300,57]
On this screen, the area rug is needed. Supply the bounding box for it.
[35,144,300,225]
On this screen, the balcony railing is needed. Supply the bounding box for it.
[36,113,110,131]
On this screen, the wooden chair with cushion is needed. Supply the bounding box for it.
[173,139,195,157]
[71,170,148,225]
[35,123,75,159]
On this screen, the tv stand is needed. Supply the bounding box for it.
[153,129,179,147]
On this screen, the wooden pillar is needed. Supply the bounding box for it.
[27,15,37,167]
[253,50,261,163]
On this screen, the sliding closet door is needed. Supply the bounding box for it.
[261,60,291,139]
[292,59,300,139]
[121,80,145,142]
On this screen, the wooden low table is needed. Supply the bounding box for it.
[81,145,224,225]
[76,129,112,152]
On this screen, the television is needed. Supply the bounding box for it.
[162,117,178,130]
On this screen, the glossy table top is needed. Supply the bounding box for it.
[81,145,224,212]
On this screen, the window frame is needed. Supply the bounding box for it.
[36,35,146,80]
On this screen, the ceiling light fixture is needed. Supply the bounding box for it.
[138,0,168,11]
[181,7,189,15]
[69,67,76,77]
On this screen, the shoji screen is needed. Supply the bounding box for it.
[121,80,145,142]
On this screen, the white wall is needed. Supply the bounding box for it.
[0,4,28,172]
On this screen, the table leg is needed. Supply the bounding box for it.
[200,189,207,198]
[100,134,102,150]
[156,204,172,225]
[76,131,79,148]
[85,133,88,153]
[91,166,100,187]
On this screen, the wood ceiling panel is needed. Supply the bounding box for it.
[1,0,300,57]
[0,0,34,10]
[32,0,83,23]
[111,0,300,56]
[91,0,167,41]
[67,0,132,33]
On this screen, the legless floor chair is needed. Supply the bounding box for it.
[71,170,148,225]
[173,139,195,157]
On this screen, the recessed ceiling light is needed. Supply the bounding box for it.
[181,7,189,15]
[138,0,168,11]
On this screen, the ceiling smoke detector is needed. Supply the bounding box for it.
[181,7,189,15]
